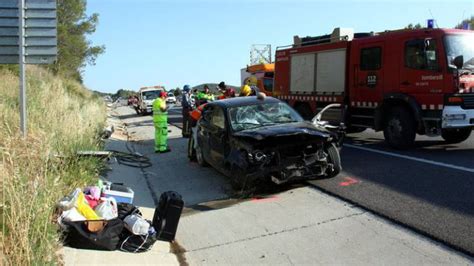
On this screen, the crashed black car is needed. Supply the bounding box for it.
[188,96,343,188]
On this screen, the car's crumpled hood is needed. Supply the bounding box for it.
[232,121,330,141]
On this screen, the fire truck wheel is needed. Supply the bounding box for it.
[383,107,416,149]
[441,128,472,144]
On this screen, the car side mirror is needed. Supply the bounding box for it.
[312,103,341,124]
[453,55,464,69]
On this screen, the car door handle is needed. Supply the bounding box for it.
[401,81,410,86]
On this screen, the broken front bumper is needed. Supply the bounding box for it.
[244,149,329,185]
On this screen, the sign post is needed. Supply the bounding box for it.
[0,0,57,137]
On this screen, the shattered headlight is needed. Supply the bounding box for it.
[247,150,271,164]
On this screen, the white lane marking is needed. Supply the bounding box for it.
[344,144,474,173]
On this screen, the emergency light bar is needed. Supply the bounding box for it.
[427,19,435,29]
[462,21,471,30]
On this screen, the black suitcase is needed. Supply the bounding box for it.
[153,191,184,242]
[62,218,124,251]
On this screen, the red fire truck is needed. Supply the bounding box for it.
[273,27,474,148]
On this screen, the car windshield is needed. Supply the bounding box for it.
[142,91,161,100]
[444,34,474,70]
[228,102,303,132]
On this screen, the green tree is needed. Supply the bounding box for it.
[174,87,182,97]
[405,23,422,29]
[50,0,105,82]
[112,89,136,100]
[455,16,473,29]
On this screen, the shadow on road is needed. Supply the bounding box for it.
[308,144,474,255]
[346,134,460,150]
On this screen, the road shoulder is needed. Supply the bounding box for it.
[61,105,179,266]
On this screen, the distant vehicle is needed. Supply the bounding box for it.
[166,94,177,104]
[137,86,164,114]
[103,95,113,102]
[127,95,136,105]
[274,27,474,148]
[128,95,140,114]
[241,63,274,96]
[188,96,344,189]
[114,97,127,106]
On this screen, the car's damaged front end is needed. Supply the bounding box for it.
[229,122,340,185]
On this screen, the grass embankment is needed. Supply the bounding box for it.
[0,66,106,265]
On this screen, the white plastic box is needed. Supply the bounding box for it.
[102,183,134,204]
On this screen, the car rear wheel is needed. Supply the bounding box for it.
[195,145,208,167]
[187,136,196,161]
[441,128,472,144]
[326,143,342,177]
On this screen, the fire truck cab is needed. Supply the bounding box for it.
[274,27,474,148]
[241,63,274,96]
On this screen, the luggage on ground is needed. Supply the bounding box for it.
[102,183,135,204]
[152,191,184,242]
[117,202,142,220]
[119,222,157,253]
[76,191,101,220]
[59,184,184,252]
[124,214,150,235]
[95,197,118,220]
[62,218,124,251]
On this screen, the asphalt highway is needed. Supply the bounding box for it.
[167,105,474,256]
[310,130,474,256]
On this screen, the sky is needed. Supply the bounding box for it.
[83,0,473,93]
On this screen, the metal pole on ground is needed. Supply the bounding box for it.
[19,0,26,137]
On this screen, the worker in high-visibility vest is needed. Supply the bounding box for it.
[240,76,258,97]
[196,85,215,105]
[153,91,170,153]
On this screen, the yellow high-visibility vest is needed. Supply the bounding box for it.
[152,98,167,123]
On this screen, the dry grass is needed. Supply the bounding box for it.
[0,66,106,265]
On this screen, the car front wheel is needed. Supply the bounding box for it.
[230,164,250,191]
[326,143,342,177]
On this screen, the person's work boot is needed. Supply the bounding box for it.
[160,148,171,153]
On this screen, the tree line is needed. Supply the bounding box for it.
[50,0,105,82]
